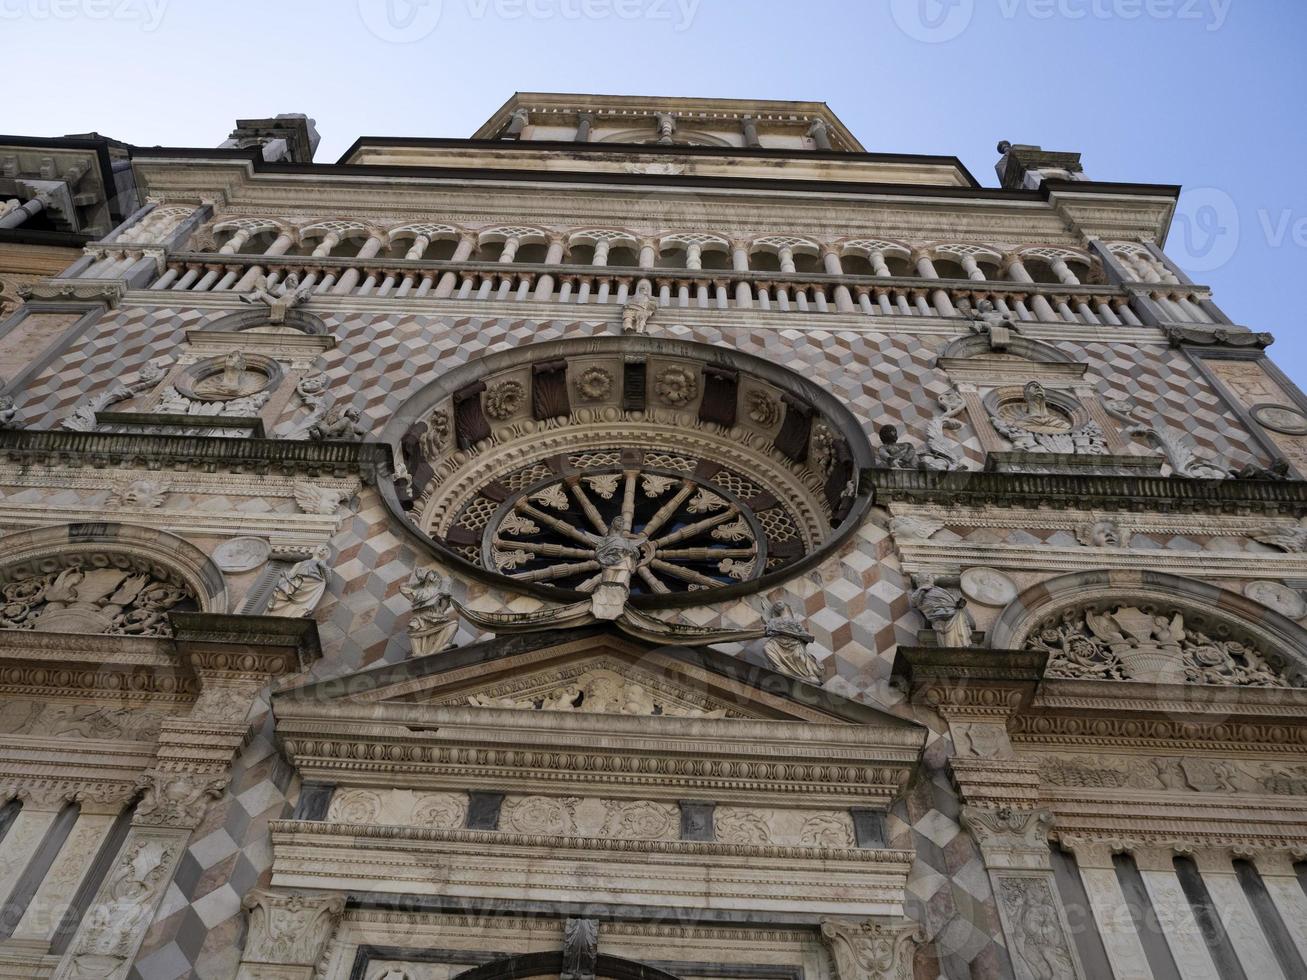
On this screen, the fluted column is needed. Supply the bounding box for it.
[1133,847,1221,979]
[1253,851,1307,966]
[1191,848,1286,979]
[1066,841,1154,980]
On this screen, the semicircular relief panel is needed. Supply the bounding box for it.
[384,336,876,606]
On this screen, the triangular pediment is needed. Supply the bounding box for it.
[282,626,913,728]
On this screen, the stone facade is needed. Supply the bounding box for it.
[0,94,1302,980]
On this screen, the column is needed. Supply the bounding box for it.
[10,793,130,946]
[1191,849,1285,979]
[741,116,760,148]
[1133,847,1220,980]
[434,234,476,298]
[235,231,296,292]
[1253,851,1307,966]
[731,242,752,308]
[1050,258,1081,285]
[807,119,832,150]
[822,247,855,312]
[638,239,658,269]
[960,255,987,281]
[1067,842,1154,980]
[332,234,384,294]
[962,807,1087,979]
[0,792,63,911]
[0,197,46,229]
[218,228,254,254]
[1006,259,1059,321]
[575,112,593,142]
[237,890,346,980]
[534,236,566,300]
[503,108,529,140]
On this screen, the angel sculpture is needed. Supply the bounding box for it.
[308,404,364,441]
[760,600,821,684]
[240,272,314,324]
[966,298,1020,350]
[267,549,331,618]
[400,567,458,657]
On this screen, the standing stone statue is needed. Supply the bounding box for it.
[267,547,331,618]
[590,515,646,620]
[911,574,974,648]
[761,600,822,684]
[401,567,458,656]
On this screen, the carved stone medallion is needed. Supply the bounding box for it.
[212,537,271,573]
[1252,403,1307,435]
[960,566,1018,607]
[1243,580,1307,619]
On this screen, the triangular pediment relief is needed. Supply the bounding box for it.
[287,627,912,728]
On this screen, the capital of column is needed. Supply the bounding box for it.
[239,888,347,976]
[961,804,1055,870]
[132,767,229,830]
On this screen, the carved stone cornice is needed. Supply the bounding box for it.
[0,428,390,483]
[274,698,923,808]
[893,647,1047,718]
[17,278,124,308]
[868,467,1307,517]
[170,612,323,681]
[0,776,136,813]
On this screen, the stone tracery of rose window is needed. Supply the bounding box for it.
[386,337,875,603]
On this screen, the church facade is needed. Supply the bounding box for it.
[0,94,1304,979]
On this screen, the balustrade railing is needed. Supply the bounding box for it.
[98,248,1218,327]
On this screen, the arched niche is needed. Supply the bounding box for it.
[201,307,329,337]
[990,569,1307,687]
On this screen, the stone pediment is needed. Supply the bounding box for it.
[292,627,910,727]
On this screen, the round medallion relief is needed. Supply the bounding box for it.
[1252,403,1307,436]
[1243,580,1307,619]
[960,566,1019,607]
[212,537,271,573]
[175,351,282,403]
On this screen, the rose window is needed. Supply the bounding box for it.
[467,451,800,594]
[385,336,875,605]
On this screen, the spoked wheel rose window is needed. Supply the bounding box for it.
[386,336,875,605]
[476,451,794,594]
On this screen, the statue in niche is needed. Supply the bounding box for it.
[267,547,330,618]
[590,515,648,620]
[400,567,458,656]
[910,574,974,648]
[874,424,918,469]
[240,272,314,324]
[761,600,821,683]
[621,279,658,334]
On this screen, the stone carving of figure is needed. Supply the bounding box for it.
[561,917,600,980]
[761,600,821,684]
[308,404,364,441]
[400,567,458,657]
[590,515,647,620]
[219,349,246,394]
[875,424,918,469]
[240,272,313,324]
[1000,879,1078,980]
[1008,381,1069,431]
[621,280,658,335]
[267,548,330,618]
[1075,518,1128,548]
[911,574,974,648]
[0,394,20,429]
[966,299,1020,350]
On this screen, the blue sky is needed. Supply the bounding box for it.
[7,0,1305,387]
